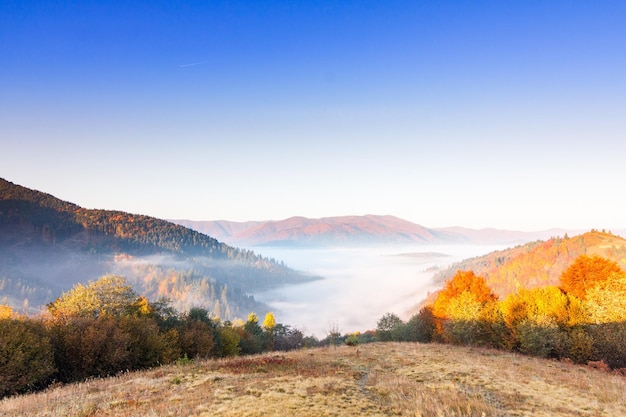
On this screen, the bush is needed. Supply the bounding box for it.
[177,318,217,359]
[119,316,173,368]
[589,322,626,369]
[345,333,359,346]
[406,307,435,343]
[49,317,131,382]
[516,319,567,359]
[0,319,55,398]
[564,325,595,364]
[218,326,241,357]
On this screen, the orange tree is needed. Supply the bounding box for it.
[432,270,497,319]
[559,255,623,300]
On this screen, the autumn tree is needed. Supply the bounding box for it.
[432,270,497,319]
[584,271,626,323]
[47,275,140,319]
[559,255,623,300]
[262,311,276,330]
[0,304,13,320]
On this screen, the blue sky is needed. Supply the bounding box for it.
[2,1,626,231]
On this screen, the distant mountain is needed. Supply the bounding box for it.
[172,216,572,247]
[0,178,314,317]
[418,231,626,307]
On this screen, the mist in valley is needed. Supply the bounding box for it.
[251,244,508,338]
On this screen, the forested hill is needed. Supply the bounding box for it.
[432,230,626,297]
[0,178,313,317]
[2,178,243,257]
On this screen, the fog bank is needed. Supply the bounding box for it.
[251,244,506,338]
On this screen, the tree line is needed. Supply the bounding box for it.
[374,254,626,370]
[0,275,318,398]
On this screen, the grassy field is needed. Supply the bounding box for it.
[1,342,625,416]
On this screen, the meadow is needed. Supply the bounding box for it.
[2,342,624,417]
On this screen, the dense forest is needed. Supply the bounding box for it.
[0,178,315,317]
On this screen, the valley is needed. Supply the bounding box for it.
[248,244,507,337]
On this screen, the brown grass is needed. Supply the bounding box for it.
[1,342,624,416]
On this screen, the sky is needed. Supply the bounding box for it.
[2,0,626,231]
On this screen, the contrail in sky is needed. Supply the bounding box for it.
[179,62,204,68]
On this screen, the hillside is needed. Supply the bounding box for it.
[2,342,624,417]
[0,178,314,317]
[173,215,564,247]
[430,230,626,298]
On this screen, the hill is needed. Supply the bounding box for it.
[0,178,314,318]
[1,342,624,416]
[173,215,565,247]
[429,230,626,299]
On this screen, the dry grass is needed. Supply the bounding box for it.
[2,342,625,416]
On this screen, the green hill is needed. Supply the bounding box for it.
[0,178,315,317]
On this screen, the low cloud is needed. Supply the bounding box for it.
[251,244,505,338]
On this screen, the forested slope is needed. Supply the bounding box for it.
[0,178,314,317]
[432,230,626,297]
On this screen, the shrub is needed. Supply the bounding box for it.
[516,319,567,359]
[177,318,217,359]
[0,318,55,397]
[49,317,131,382]
[406,307,436,343]
[564,325,595,364]
[218,326,241,357]
[589,322,626,369]
[119,316,172,368]
[345,333,359,346]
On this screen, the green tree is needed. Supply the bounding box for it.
[405,307,435,343]
[218,325,241,357]
[376,312,403,342]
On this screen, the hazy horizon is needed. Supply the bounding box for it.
[2,2,626,232]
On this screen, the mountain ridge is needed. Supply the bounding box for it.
[172,216,579,247]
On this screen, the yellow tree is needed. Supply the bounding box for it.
[585,272,626,323]
[0,304,13,320]
[500,286,585,327]
[47,275,139,319]
[262,311,276,330]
